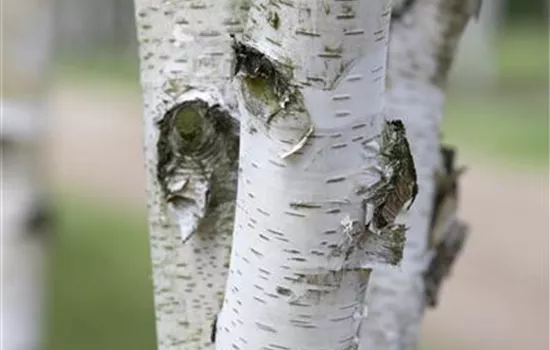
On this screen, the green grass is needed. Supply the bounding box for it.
[47,195,156,350]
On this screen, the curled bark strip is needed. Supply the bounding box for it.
[279,125,314,159]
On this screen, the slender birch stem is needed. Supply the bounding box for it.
[133,1,248,348]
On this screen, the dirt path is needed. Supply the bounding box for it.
[48,82,549,350]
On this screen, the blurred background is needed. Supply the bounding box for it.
[1,0,548,349]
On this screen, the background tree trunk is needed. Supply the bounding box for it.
[360,1,477,349]
[1,0,54,349]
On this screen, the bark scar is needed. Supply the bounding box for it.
[156,99,239,242]
[231,35,313,157]
[231,34,293,107]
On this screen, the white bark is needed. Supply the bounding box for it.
[133,1,248,348]
[360,1,478,349]
[1,0,54,349]
[215,1,418,349]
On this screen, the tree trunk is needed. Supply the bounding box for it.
[360,1,477,349]
[1,0,54,349]
[215,1,418,349]
[133,1,248,348]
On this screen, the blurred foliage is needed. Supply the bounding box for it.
[443,89,548,168]
[506,0,548,22]
[57,53,140,90]
[443,22,548,169]
[496,23,549,83]
[46,195,156,350]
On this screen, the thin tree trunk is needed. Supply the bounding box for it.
[133,1,248,348]
[216,1,418,348]
[360,1,477,349]
[1,0,54,349]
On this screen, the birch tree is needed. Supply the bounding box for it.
[360,0,479,349]
[134,1,248,348]
[134,0,476,349]
[215,0,418,348]
[1,0,54,349]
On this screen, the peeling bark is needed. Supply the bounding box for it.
[359,1,477,349]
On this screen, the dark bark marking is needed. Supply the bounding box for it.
[367,120,418,232]
[425,145,468,307]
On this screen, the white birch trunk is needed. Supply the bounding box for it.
[133,1,248,348]
[1,0,54,349]
[359,1,478,349]
[215,1,418,349]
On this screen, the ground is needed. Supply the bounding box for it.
[45,79,548,350]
